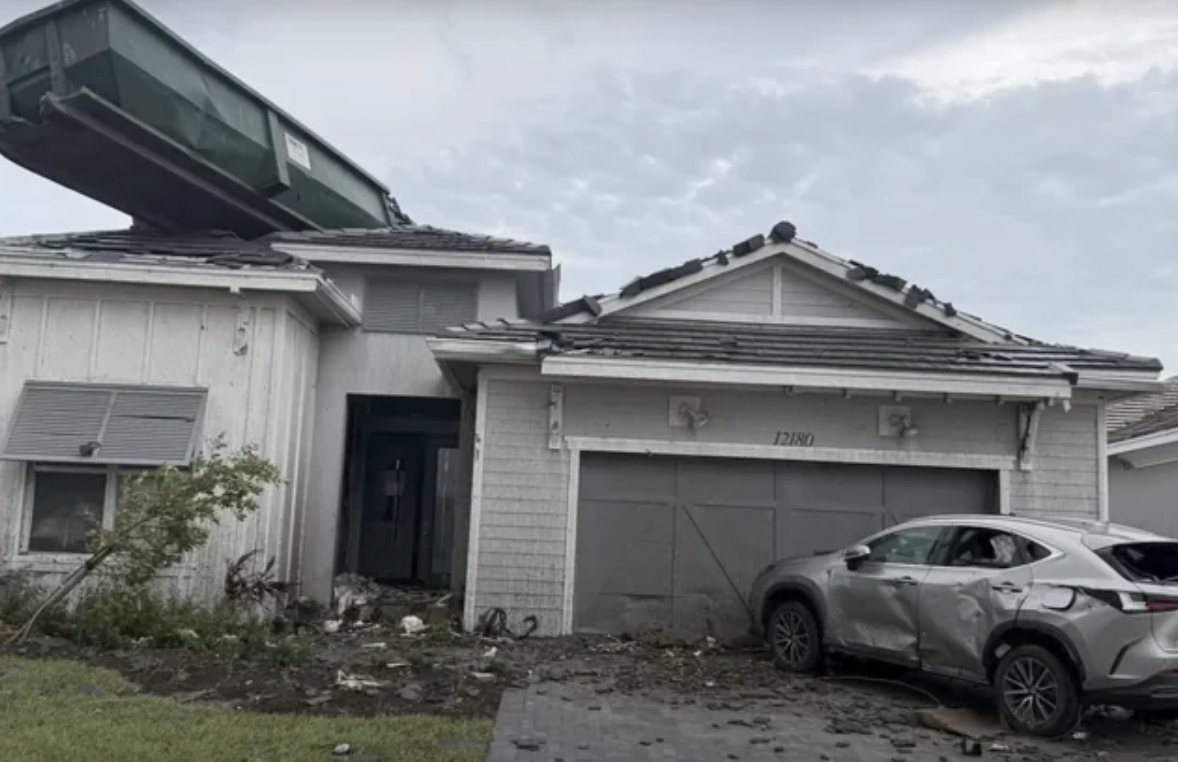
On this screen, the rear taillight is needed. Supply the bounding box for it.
[1083,589,1178,613]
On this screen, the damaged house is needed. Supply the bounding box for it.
[0,0,1167,640]
[431,222,1165,638]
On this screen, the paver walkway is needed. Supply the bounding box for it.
[486,680,988,762]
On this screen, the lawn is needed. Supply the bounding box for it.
[0,656,492,762]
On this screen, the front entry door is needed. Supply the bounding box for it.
[825,525,947,666]
[359,434,425,581]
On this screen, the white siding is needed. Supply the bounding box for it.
[628,258,927,330]
[465,375,1104,627]
[0,280,316,602]
[299,265,523,602]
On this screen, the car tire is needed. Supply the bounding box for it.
[994,644,1081,738]
[767,600,822,674]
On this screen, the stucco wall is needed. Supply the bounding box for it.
[0,279,315,602]
[300,265,521,602]
[468,370,1103,633]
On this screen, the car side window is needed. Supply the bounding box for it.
[945,527,1041,569]
[866,526,943,565]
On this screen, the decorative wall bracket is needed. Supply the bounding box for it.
[548,383,564,450]
[1017,401,1044,472]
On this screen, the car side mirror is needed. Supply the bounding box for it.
[843,545,871,568]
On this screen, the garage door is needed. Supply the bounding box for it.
[573,453,996,639]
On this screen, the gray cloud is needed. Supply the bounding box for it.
[398,66,1178,368]
[0,0,1174,370]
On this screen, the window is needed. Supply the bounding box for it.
[24,465,144,554]
[866,526,944,565]
[943,527,1049,570]
[363,278,478,334]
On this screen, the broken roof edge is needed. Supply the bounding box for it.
[427,333,1078,400]
[543,220,1026,345]
[0,244,362,326]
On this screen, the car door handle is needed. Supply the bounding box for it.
[993,582,1024,594]
[892,576,920,587]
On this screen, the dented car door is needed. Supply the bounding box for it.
[826,525,947,666]
[917,526,1036,681]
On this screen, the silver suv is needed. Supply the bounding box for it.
[748,515,1178,737]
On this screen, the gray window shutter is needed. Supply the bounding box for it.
[100,390,206,464]
[2,385,111,461]
[1,383,206,466]
[364,280,423,333]
[420,281,478,331]
[364,278,478,334]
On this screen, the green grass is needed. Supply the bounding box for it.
[0,657,491,762]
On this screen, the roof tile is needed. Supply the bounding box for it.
[440,319,1161,379]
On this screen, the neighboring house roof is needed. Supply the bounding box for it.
[1109,402,1178,445]
[436,319,1161,380]
[1107,375,1178,432]
[544,221,1029,345]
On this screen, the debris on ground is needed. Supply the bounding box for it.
[335,670,384,692]
[913,706,1002,740]
[400,616,425,636]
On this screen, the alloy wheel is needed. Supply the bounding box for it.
[772,608,813,668]
[1001,655,1060,729]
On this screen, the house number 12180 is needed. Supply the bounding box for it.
[774,431,816,446]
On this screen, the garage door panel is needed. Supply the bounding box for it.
[579,594,676,636]
[573,452,996,638]
[576,501,673,597]
[674,504,775,598]
[673,594,750,641]
[678,459,776,506]
[579,453,676,502]
[883,467,995,516]
[779,462,885,509]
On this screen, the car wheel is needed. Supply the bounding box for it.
[994,644,1081,738]
[768,600,822,673]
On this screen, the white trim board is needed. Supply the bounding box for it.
[0,249,361,326]
[562,436,1018,471]
[1107,428,1178,456]
[1096,403,1110,522]
[273,242,552,272]
[543,356,1074,401]
[462,373,491,632]
[561,448,581,635]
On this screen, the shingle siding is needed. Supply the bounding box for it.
[473,376,568,636]
[1010,404,1099,519]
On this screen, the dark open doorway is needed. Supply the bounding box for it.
[336,395,462,587]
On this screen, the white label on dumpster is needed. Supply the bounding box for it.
[284,133,312,171]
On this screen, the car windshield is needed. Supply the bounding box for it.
[1098,542,1178,583]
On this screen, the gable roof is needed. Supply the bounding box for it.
[544,220,1028,344]
[437,318,1161,381]
[1107,375,1178,433]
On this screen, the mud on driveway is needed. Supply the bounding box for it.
[8,628,1178,759]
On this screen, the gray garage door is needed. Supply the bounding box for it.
[573,453,996,639]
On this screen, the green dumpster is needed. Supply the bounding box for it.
[0,0,396,236]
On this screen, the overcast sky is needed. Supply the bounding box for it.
[1,0,1177,371]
